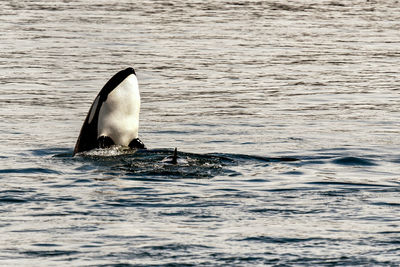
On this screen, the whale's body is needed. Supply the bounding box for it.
[73,67,145,155]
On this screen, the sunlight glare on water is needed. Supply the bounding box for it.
[1,0,400,266]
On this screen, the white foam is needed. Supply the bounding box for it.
[77,145,136,157]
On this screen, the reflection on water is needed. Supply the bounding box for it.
[1,0,400,266]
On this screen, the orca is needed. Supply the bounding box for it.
[73,67,145,156]
[161,148,188,165]
[161,148,179,164]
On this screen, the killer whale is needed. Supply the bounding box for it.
[73,67,145,156]
[161,148,179,164]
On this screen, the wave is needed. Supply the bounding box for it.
[46,147,395,182]
[55,147,299,179]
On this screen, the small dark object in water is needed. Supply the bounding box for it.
[171,147,178,164]
[162,148,179,164]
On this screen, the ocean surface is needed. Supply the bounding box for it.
[1,0,400,266]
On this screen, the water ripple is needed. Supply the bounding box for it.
[0,168,61,175]
[332,156,377,166]
[1,0,400,265]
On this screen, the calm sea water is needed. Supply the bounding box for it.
[1,0,400,266]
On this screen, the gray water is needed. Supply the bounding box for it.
[1,0,400,266]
